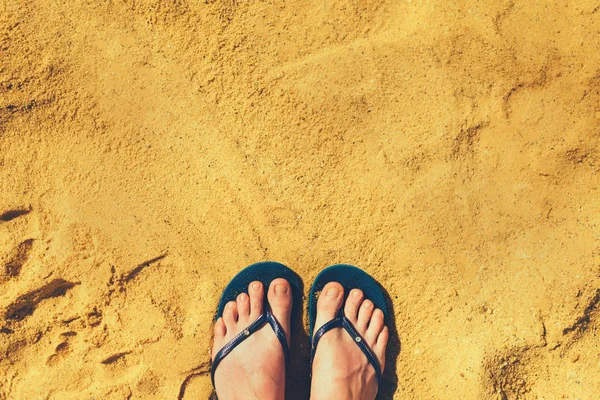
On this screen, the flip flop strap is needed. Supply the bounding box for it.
[211,310,289,386]
[310,314,382,387]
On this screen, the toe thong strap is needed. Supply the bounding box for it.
[211,310,289,386]
[311,314,382,387]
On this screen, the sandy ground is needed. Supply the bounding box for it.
[1,0,600,399]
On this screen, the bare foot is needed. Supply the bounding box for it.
[212,279,293,400]
[310,282,389,400]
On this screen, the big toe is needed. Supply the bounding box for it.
[314,282,344,333]
[268,278,293,342]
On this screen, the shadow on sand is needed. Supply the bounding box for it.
[286,277,312,400]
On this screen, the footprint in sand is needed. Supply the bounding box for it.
[484,290,600,399]
[1,207,35,283]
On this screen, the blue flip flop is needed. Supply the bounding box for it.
[309,264,388,389]
[211,261,301,389]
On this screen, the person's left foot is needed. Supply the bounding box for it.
[310,282,388,400]
[212,279,292,400]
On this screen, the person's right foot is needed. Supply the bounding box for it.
[310,282,389,400]
[212,279,293,400]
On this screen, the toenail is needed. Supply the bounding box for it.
[326,287,340,297]
[228,303,235,308]
[352,290,361,298]
[275,284,289,295]
[364,301,372,308]
[252,282,261,290]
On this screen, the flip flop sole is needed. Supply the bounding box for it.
[308,264,387,338]
[215,261,302,321]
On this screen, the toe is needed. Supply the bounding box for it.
[237,293,250,324]
[268,278,293,342]
[314,282,344,333]
[356,299,374,332]
[344,288,364,323]
[223,301,238,328]
[212,318,226,359]
[248,281,264,320]
[365,308,384,344]
[375,326,389,369]
[214,317,227,337]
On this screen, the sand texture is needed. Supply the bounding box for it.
[1,0,600,398]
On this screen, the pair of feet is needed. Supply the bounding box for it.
[212,278,389,400]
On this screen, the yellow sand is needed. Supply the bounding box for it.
[1,0,600,398]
